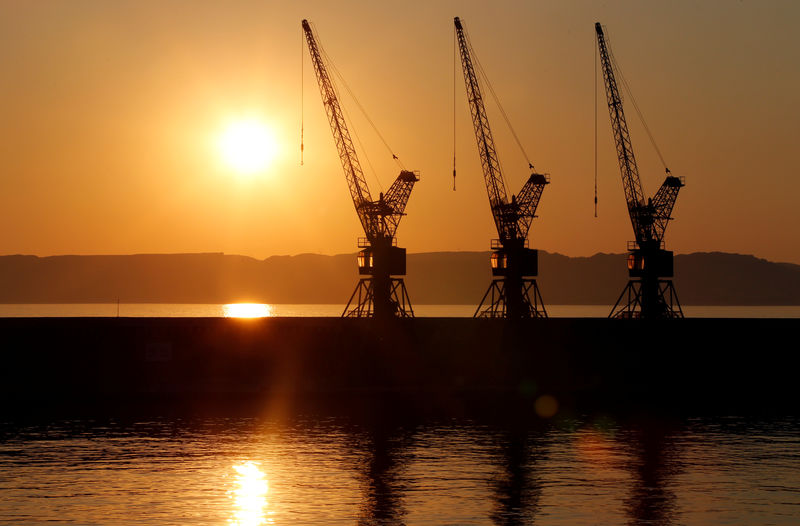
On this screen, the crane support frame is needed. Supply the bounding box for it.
[343,278,414,318]
[475,278,547,319]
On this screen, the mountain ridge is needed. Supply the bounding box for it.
[1,251,798,305]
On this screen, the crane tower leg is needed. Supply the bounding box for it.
[343,278,413,319]
[609,247,683,319]
[475,278,547,319]
[609,279,683,319]
[343,238,414,319]
[474,245,547,319]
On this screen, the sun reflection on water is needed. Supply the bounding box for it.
[229,461,272,525]
[223,303,273,318]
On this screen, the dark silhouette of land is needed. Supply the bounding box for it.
[1,251,799,305]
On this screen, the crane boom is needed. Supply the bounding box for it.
[382,170,418,223]
[651,176,683,242]
[595,22,649,242]
[302,20,372,229]
[454,17,548,242]
[302,19,416,243]
[595,22,684,246]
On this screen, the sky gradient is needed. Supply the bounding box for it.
[1,0,799,263]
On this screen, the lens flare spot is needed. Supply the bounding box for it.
[534,394,559,418]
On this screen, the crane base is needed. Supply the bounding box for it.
[343,278,414,319]
[609,279,684,319]
[474,278,547,319]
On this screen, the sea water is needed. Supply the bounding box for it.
[1,304,800,318]
[0,416,798,525]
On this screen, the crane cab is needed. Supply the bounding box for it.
[358,243,406,276]
[627,248,674,278]
[490,246,538,277]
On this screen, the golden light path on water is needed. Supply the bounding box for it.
[229,461,273,526]
[223,303,273,318]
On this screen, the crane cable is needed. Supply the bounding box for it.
[305,23,386,192]
[319,46,386,193]
[594,33,598,217]
[607,39,670,174]
[452,25,457,191]
[300,29,304,166]
[465,31,536,175]
[346,103,384,193]
[317,28,405,172]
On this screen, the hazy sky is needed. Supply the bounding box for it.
[1,0,799,263]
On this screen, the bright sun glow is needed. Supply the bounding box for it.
[223,303,273,318]
[218,119,278,175]
[230,461,271,526]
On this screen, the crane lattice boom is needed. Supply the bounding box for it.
[595,22,682,245]
[302,20,416,242]
[454,17,547,243]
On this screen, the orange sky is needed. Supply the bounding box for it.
[1,1,799,263]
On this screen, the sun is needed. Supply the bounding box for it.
[218,119,278,176]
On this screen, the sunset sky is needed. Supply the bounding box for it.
[1,0,798,263]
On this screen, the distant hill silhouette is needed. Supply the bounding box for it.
[0,251,798,305]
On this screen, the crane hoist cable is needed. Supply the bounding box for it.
[306,24,383,191]
[452,25,457,191]
[606,37,670,174]
[594,32,598,217]
[345,102,384,193]
[315,25,405,172]
[319,51,385,192]
[301,29,304,166]
[464,29,536,174]
[301,23,400,193]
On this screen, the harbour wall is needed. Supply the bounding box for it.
[1,317,795,416]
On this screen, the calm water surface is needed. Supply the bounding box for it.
[2,304,800,318]
[1,416,798,525]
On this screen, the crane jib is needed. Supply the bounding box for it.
[302,20,419,242]
[595,22,683,245]
[454,17,548,243]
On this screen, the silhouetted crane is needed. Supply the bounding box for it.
[596,22,684,318]
[302,19,419,318]
[454,17,549,319]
